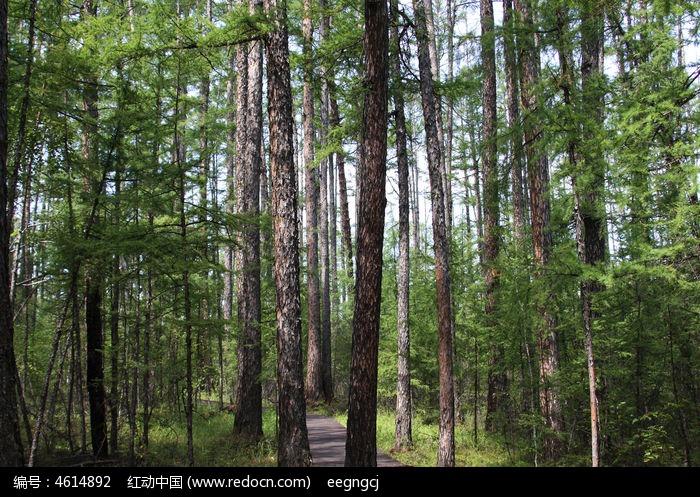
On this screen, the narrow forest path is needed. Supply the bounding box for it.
[306,414,407,467]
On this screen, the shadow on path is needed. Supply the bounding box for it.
[306,414,407,467]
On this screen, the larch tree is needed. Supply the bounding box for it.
[0,0,25,467]
[345,0,389,468]
[303,0,323,404]
[503,0,526,246]
[80,0,109,460]
[265,0,312,467]
[515,0,563,458]
[578,0,605,467]
[390,0,412,452]
[413,0,455,467]
[481,0,505,434]
[318,0,333,405]
[233,0,264,442]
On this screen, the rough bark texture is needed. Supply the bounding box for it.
[85,276,108,458]
[318,2,333,404]
[481,0,505,434]
[515,0,562,458]
[0,0,25,466]
[345,0,388,468]
[579,0,605,467]
[391,0,412,452]
[82,0,108,458]
[503,0,526,246]
[266,0,312,467]
[303,0,323,403]
[331,96,353,282]
[233,0,263,441]
[413,0,455,467]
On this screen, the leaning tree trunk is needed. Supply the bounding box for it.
[265,0,312,467]
[345,0,389,468]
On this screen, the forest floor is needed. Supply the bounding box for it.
[306,414,407,467]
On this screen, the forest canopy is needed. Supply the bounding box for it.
[0,0,698,467]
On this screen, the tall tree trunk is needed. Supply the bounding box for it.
[233,0,263,442]
[81,0,108,459]
[197,0,213,396]
[173,19,194,462]
[423,0,450,235]
[85,275,108,458]
[481,0,505,434]
[318,0,333,404]
[265,0,312,467]
[331,95,353,283]
[223,1,236,375]
[515,0,562,459]
[579,0,605,467]
[503,0,526,246]
[109,183,121,455]
[345,0,389,467]
[413,0,455,467]
[391,0,412,452]
[303,0,323,403]
[0,0,24,466]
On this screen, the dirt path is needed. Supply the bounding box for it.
[306,414,406,467]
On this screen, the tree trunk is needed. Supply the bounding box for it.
[481,0,505,434]
[265,0,312,467]
[319,1,333,404]
[331,95,353,283]
[345,0,389,467]
[0,0,25,465]
[390,0,412,452]
[234,0,263,442]
[413,0,455,467]
[515,0,562,459]
[81,0,108,459]
[503,0,526,246]
[303,0,323,403]
[579,0,606,467]
[85,275,108,458]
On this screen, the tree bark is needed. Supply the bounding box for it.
[0,0,25,466]
[319,0,333,404]
[302,0,323,404]
[481,0,505,434]
[331,95,353,283]
[345,0,388,467]
[234,0,264,442]
[503,0,526,246]
[579,0,605,467]
[413,0,455,467]
[391,0,412,452]
[265,0,312,466]
[514,0,562,459]
[81,0,108,460]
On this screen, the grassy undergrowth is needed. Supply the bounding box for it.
[326,409,528,467]
[38,403,529,466]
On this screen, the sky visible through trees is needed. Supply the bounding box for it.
[0,0,699,468]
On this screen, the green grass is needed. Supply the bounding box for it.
[325,409,528,467]
[144,405,278,466]
[39,402,529,467]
